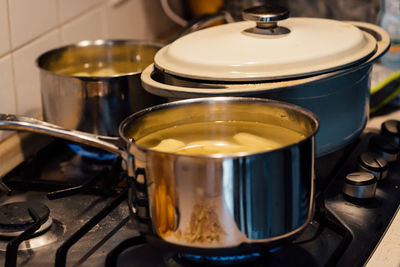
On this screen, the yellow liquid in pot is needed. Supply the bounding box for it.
[135,121,305,155]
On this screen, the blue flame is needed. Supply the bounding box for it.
[269,247,281,253]
[182,252,262,265]
[181,247,281,265]
[67,143,118,161]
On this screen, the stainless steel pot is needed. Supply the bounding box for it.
[0,97,319,251]
[140,7,391,157]
[37,40,165,137]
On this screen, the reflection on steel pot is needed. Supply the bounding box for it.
[0,97,319,252]
[37,40,165,137]
[140,5,391,157]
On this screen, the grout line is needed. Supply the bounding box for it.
[1,0,109,118]
[0,51,11,59]
[9,53,18,114]
[5,0,12,51]
[5,0,18,114]
[7,1,107,52]
[7,26,59,53]
[2,0,104,116]
[0,26,60,60]
[10,26,61,52]
[58,0,108,30]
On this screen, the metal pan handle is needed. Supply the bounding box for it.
[0,114,128,160]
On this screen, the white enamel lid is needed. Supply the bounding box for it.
[154,17,377,81]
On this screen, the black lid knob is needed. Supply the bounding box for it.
[242,5,290,24]
[381,120,400,146]
[369,135,399,162]
[358,151,388,180]
[242,5,290,35]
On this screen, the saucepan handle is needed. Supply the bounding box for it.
[0,114,128,160]
[127,168,154,233]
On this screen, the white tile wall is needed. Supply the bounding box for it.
[0,55,16,140]
[13,30,60,117]
[58,0,104,23]
[104,0,177,41]
[0,0,179,142]
[104,0,149,40]
[0,0,10,56]
[8,0,58,49]
[61,7,105,45]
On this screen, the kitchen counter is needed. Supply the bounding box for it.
[366,207,400,267]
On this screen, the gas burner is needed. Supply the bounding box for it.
[162,244,317,267]
[0,202,51,237]
[111,236,319,267]
[67,143,118,161]
[0,202,65,251]
[167,252,263,266]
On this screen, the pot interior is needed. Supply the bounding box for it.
[121,97,319,155]
[37,40,161,77]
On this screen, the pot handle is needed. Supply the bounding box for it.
[128,168,153,233]
[0,114,128,160]
[348,21,391,63]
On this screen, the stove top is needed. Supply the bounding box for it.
[0,113,400,267]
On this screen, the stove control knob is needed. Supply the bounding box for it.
[343,172,377,200]
[358,152,388,181]
[369,135,399,162]
[381,120,400,146]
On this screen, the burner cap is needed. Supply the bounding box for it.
[0,202,50,230]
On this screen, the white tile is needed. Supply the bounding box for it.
[61,7,105,45]
[105,0,166,40]
[58,0,104,23]
[8,0,58,49]
[0,55,16,140]
[13,30,60,117]
[104,0,176,41]
[0,0,10,56]
[104,0,147,40]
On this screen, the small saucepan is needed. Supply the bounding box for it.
[0,97,318,253]
[37,39,165,137]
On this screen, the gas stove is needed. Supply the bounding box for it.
[0,107,400,267]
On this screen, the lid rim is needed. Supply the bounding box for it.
[154,18,378,82]
[154,36,377,82]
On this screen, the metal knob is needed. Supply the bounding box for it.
[358,152,388,181]
[369,135,399,162]
[242,5,290,35]
[381,120,400,146]
[343,172,377,200]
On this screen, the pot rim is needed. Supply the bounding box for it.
[36,39,163,80]
[119,96,320,159]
